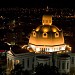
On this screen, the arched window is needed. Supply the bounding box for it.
[43,33,47,38]
[33,31,36,37]
[55,32,59,38]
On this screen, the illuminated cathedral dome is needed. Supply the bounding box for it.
[29,15,64,46]
[29,15,65,52]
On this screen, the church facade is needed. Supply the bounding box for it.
[7,15,74,74]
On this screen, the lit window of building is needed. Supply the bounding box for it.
[43,33,47,38]
[33,31,36,37]
[55,32,59,38]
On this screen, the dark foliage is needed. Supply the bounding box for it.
[35,64,60,75]
[11,64,23,75]
[22,70,31,75]
[11,64,31,75]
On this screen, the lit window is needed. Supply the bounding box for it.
[43,33,47,38]
[55,32,59,38]
[33,31,36,37]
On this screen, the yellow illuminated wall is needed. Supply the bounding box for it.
[42,15,52,25]
[29,30,64,46]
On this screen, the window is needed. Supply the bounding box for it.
[67,62,69,69]
[46,48,47,51]
[71,57,74,64]
[59,61,60,68]
[62,61,65,69]
[22,59,24,68]
[44,33,46,36]
[27,58,29,68]
[33,31,36,37]
[55,32,59,38]
[43,33,47,38]
[33,57,34,62]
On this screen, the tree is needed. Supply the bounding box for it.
[22,70,31,75]
[11,64,23,75]
[35,64,60,75]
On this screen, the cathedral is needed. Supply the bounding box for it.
[7,14,74,74]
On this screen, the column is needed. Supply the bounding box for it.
[7,58,9,70]
[12,60,14,69]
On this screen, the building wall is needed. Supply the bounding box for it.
[58,56,70,74]
[7,51,34,71]
[70,53,75,68]
[7,51,15,71]
[7,50,73,74]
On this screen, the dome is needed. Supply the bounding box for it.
[29,24,64,46]
[29,15,65,53]
[29,15,64,47]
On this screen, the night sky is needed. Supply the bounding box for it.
[0,0,75,8]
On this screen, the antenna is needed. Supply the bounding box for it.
[46,5,49,12]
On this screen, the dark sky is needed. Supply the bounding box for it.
[0,0,75,8]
